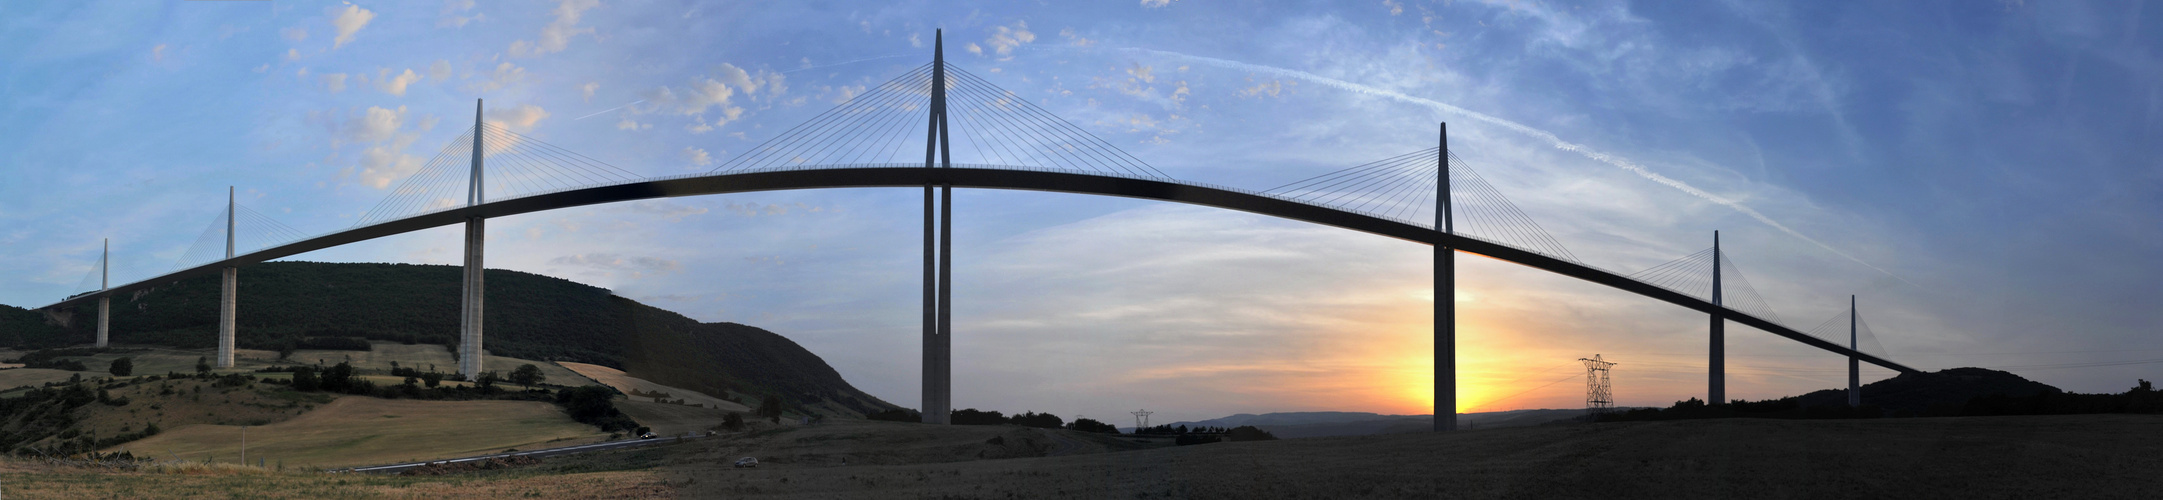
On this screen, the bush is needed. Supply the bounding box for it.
[1224,425,1276,441]
[867,408,920,422]
[553,385,640,432]
[723,412,745,431]
[108,357,133,377]
[1009,411,1065,429]
[1067,418,1119,434]
[950,408,1006,426]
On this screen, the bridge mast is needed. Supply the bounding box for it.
[1437,123,1455,432]
[1849,295,1860,407]
[921,29,954,425]
[218,187,237,368]
[97,238,109,348]
[460,99,488,378]
[1708,231,1723,405]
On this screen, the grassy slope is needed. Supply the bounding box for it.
[20,261,895,417]
[2,466,672,498]
[115,397,607,468]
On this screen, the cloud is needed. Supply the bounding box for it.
[682,147,713,167]
[1141,0,1179,7]
[510,0,601,58]
[580,82,599,102]
[1059,27,1095,47]
[285,48,302,61]
[427,60,452,81]
[151,44,167,63]
[375,68,422,96]
[547,253,682,278]
[484,103,550,132]
[976,20,1036,60]
[621,201,709,221]
[439,0,484,28]
[464,62,526,92]
[1129,47,1908,285]
[326,106,433,189]
[281,27,308,42]
[615,118,651,131]
[632,65,785,132]
[330,4,375,49]
[1237,78,1293,99]
[318,73,349,93]
[253,64,269,73]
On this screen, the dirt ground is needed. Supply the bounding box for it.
[654,414,2163,499]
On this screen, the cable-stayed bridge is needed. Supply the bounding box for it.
[38,32,1916,431]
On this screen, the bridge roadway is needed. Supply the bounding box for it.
[40,164,1919,375]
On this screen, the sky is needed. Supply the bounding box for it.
[3,0,2162,425]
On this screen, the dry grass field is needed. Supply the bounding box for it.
[0,464,673,498]
[557,362,750,413]
[8,413,2158,497]
[113,397,608,469]
[648,414,2163,498]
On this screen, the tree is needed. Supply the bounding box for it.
[476,371,501,389]
[108,357,133,377]
[509,364,546,388]
[291,366,321,392]
[756,394,785,422]
[723,412,745,431]
[420,371,443,388]
[195,356,210,375]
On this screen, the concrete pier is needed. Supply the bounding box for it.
[1436,122,1456,432]
[218,187,237,368]
[459,99,487,378]
[1708,231,1724,405]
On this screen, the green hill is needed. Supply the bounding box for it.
[9,261,897,417]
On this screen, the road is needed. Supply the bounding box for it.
[340,432,706,474]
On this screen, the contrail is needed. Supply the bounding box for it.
[575,100,646,121]
[1120,47,1912,287]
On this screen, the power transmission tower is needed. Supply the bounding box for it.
[1132,409,1153,433]
[1580,355,1616,417]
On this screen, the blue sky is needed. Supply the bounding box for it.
[3,1,2160,423]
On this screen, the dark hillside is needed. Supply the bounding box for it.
[8,261,896,416]
[1789,367,2060,414]
[0,305,77,349]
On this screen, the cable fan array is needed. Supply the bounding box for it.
[1622,247,1784,326]
[701,62,1168,180]
[1262,147,1581,263]
[1801,309,1892,359]
[169,203,311,271]
[354,125,644,227]
[68,252,107,297]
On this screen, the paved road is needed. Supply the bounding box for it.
[340,433,707,474]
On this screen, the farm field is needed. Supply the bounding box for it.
[112,397,609,469]
[559,361,750,412]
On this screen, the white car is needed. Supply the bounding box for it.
[733,457,758,468]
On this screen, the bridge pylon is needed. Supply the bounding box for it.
[219,187,237,368]
[921,29,955,425]
[1436,122,1456,432]
[460,99,488,379]
[1849,295,1860,407]
[97,238,110,348]
[1708,230,1723,405]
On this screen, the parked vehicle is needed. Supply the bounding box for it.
[639,432,656,440]
[733,457,758,468]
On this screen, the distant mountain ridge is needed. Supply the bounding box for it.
[3,261,898,417]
